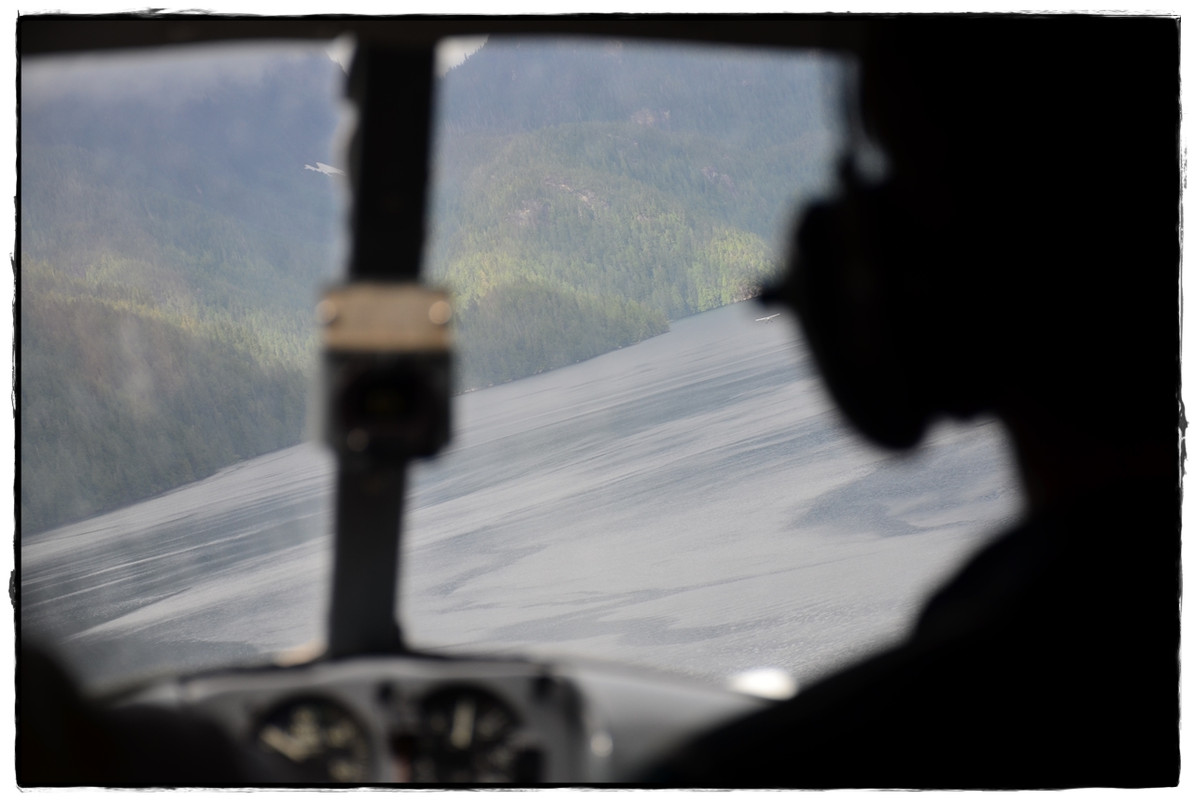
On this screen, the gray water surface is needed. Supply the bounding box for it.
[22,303,1020,690]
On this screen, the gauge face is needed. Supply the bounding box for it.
[254,695,372,782]
[415,686,526,783]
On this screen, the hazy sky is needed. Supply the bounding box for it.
[22,42,336,107]
[22,35,488,111]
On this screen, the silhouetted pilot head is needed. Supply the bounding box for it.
[780,18,1177,453]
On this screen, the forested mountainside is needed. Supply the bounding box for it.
[21,38,839,533]
[429,40,838,385]
[21,47,345,534]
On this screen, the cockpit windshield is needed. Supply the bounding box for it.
[20,35,1019,694]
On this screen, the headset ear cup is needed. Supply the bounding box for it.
[789,199,931,450]
[908,215,1002,423]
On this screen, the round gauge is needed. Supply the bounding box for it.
[253,695,373,782]
[414,686,527,783]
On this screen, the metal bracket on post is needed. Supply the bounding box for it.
[324,43,447,659]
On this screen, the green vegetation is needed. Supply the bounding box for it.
[430,122,783,386]
[429,42,837,388]
[21,259,311,531]
[455,277,669,384]
[20,51,343,533]
[20,39,837,533]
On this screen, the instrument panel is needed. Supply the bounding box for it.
[117,653,769,784]
[413,684,536,782]
[254,694,374,782]
[248,682,542,782]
